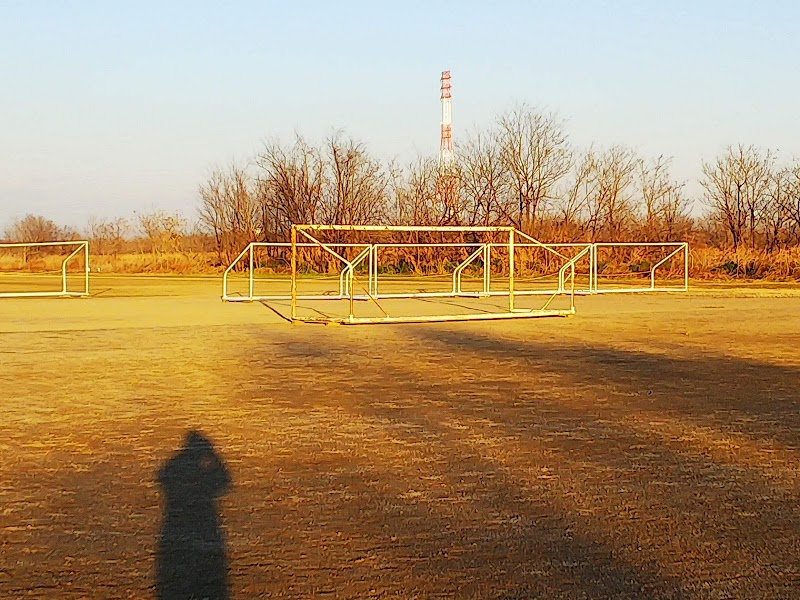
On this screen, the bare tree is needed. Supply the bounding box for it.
[199,164,258,263]
[554,150,598,240]
[781,163,800,245]
[254,136,324,238]
[496,106,572,233]
[4,214,72,243]
[86,217,130,256]
[136,210,186,255]
[392,158,441,225]
[637,156,688,241]
[581,146,637,241]
[320,133,390,225]
[762,167,792,250]
[701,144,775,248]
[458,130,509,226]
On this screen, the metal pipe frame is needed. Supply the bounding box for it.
[592,242,689,294]
[221,232,689,325]
[222,239,689,302]
[0,240,90,298]
[452,245,488,295]
[222,241,370,302]
[294,225,518,233]
[287,225,579,324]
[296,308,576,325]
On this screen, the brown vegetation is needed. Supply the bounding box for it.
[4,107,800,279]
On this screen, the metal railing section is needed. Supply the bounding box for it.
[221,235,690,308]
[592,242,689,293]
[0,240,90,298]
[222,241,369,302]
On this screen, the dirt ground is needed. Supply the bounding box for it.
[1,275,799,598]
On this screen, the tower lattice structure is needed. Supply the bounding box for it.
[437,70,459,223]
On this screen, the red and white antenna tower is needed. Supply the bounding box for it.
[439,70,453,170]
[437,70,458,223]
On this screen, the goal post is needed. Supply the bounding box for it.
[0,241,90,298]
[288,224,579,325]
[220,228,690,324]
[592,242,689,293]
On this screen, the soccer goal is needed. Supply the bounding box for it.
[223,225,582,324]
[0,241,90,298]
[591,242,689,293]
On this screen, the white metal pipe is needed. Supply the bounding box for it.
[296,229,353,267]
[0,240,90,298]
[650,244,686,290]
[244,242,369,248]
[373,245,380,297]
[222,244,252,300]
[61,244,86,294]
[84,240,90,295]
[593,242,685,247]
[0,291,88,298]
[684,242,690,291]
[508,229,515,311]
[368,242,484,248]
[483,244,490,294]
[295,225,516,232]
[341,245,373,297]
[0,240,88,249]
[294,308,575,325]
[513,229,570,260]
[248,244,254,299]
[290,229,297,319]
[452,245,486,294]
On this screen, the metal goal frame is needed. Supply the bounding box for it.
[591,242,689,293]
[0,241,90,298]
[285,224,579,324]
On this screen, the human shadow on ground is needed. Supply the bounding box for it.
[156,430,232,600]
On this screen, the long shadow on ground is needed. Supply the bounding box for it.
[409,327,800,447]
[241,326,799,598]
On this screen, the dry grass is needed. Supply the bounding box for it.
[690,246,800,280]
[3,244,800,281]
[1,279,798,598]
[0,251,217,274]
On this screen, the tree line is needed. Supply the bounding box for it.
[197,106,800,264]
[4,105,800,275]
[3,209,209,249]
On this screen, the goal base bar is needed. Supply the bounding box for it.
[0,291,89,299]
[293,308,575,325]
[224,289,584,302]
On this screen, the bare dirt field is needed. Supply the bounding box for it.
[1,275,799,598]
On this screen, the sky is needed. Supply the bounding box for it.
[1,0,799,230]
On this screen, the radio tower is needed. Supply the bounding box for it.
[438,70,458,222]
[439,70,453,169]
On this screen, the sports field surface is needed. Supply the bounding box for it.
[2,275,799,598]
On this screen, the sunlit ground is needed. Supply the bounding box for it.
[1,276,798,598]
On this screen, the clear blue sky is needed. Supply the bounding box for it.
[1,0,798,229]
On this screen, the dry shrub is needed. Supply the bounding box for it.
[0,252,73,273]
[2,246,800,280]
[690,247,800,280]
[90,252,218,274]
